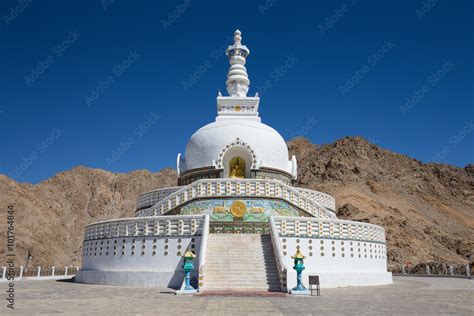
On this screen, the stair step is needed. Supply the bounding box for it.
[203,286,281,291]
[203,268,279,272]
[203,271,279,275]
[204,274,280,279]
[207,246,273,247]
[204,278,280,285]
[203,283,280,286]
[206,266,277,269]
[203,234,281,293]
[203,280,280,284]
[204,268,277,273]
[204,280,280,284]
[207,251,274,253]
[205,263,278,267]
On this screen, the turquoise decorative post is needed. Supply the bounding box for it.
[176,249,197,295]
[290,249,310,295]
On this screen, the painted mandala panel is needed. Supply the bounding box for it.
[179,198,304,221]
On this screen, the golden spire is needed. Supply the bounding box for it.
[183,249,196,258]
[291,249,306,259]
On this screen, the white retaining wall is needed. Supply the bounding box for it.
[270,216,392,289]
[77,215,206,288]
[81,236,201,272]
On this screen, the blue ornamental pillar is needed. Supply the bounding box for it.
[290,249,310,295]
[176,249,197,295]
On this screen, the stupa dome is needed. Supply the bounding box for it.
[181,119,293,175]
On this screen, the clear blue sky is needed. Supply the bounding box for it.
[1,0,473,183]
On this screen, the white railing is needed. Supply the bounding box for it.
[272,216,386,244]
[197,214,210,290]
[136,186,181,210]
[1,266,78,282]
[269,217,288,291]
[83,215,205,241]
[294,187,336,211]
[136,179,335,219]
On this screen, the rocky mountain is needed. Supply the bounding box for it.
[289,137,473,271]
[0,137,472,271]
[0,167,176,269]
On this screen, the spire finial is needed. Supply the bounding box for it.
[234,29,242,44]
[225,29,250,97]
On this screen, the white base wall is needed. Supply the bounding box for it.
[268,214,393,291]
[75,270,198,288]
[76,235,202,289]
[81,236,201,272]
[286,270,392,289]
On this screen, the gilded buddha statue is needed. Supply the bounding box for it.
[230,157,245,178]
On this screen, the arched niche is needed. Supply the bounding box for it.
[222,146,253,178]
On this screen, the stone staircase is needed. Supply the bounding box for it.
[202,234,281,292]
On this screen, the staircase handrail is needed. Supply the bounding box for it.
[269,216,288,292]
[198,214,210,272]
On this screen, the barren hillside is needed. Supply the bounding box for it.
[289,137,473,271]
[0,167,176,268]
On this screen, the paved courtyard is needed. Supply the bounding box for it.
[1,276,473,315]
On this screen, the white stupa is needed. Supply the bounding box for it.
[76,30,392,292]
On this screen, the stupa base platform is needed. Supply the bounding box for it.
[198,290,287,297]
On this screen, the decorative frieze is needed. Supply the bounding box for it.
[136,179,336,219]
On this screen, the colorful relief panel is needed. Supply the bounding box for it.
[179,198,307,222]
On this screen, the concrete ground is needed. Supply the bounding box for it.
[1,276,473,315]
